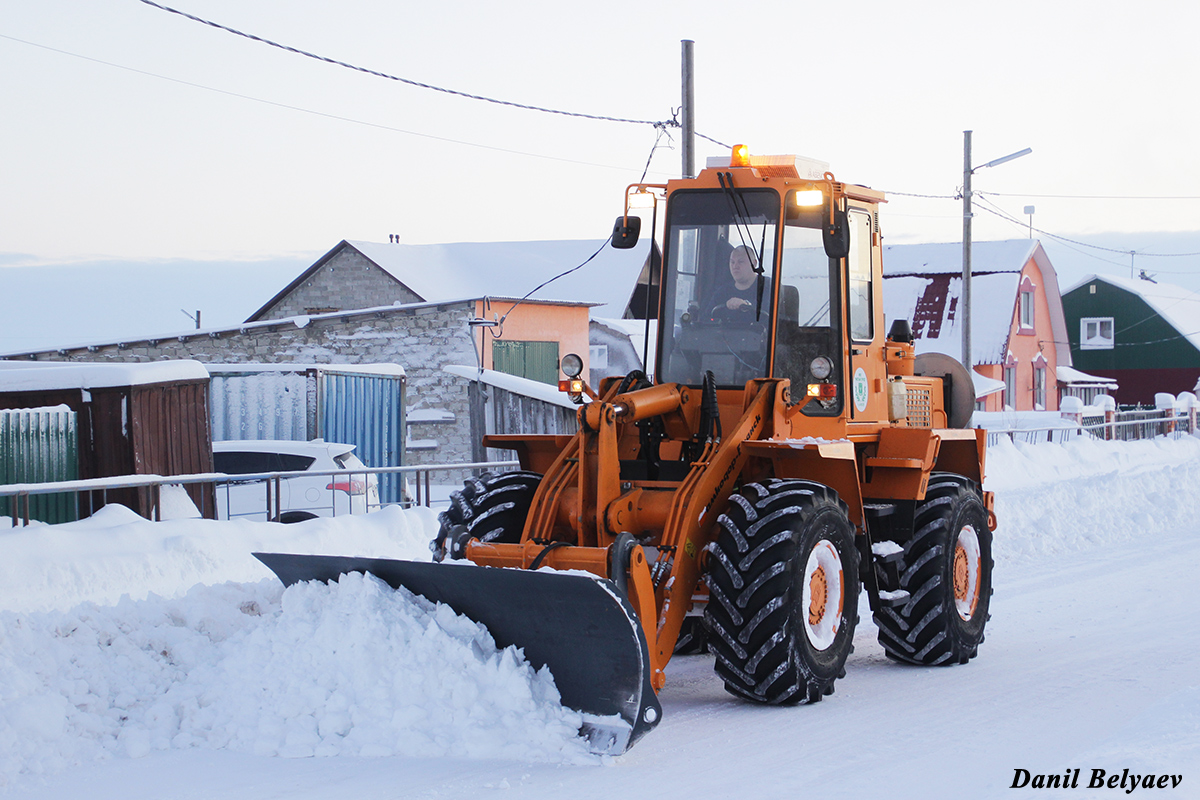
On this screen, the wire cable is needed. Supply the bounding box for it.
[0,32,676,175]
[136,1,736,149]
[980,190,1200,201]
[883,189,959,200]
[484,132,666,338]
[973,196,1200,259]
[138,0,672,126]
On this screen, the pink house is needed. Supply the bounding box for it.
[881,240,1072,411]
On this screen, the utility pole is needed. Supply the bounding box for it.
[961,131,1032,375]
[962,131,973,373]
[681,39,694,179]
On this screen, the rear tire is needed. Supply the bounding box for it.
[873,474,993,665]
[433,471,541,560]
[705,479,859,704]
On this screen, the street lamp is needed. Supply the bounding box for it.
[962,131,1032,373]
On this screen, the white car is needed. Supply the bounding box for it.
[212,439,380,522]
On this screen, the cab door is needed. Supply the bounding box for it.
[845,207,886,421]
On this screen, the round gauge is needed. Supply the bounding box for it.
[810,356,833,380]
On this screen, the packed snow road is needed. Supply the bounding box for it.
[2,436,1198,798]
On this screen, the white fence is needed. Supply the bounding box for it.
[978,392,1200,447]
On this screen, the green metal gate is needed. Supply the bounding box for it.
[0,407,79,524]
[492,340,560,386]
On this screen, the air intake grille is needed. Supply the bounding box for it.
[907,386,932,428]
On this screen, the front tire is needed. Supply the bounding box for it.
[705,479,860,704]
[432,471,541,560]
[874,474,993,665]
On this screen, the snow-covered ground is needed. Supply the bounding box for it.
[3,436,1199,798]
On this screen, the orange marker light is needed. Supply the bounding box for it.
[731,144,750,167]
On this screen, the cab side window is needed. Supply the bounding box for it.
[847,209,873,342]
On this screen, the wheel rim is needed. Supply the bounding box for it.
[954,524,982,620]
[802,539,843,650]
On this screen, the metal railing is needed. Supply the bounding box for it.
[1,460,519,528]
[982,410,1197,447]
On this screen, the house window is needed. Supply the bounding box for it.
[590,344,609,371]
[1003,366,1017,409]
[1080,317,1114,350]
[492,340,560,385]
[1034,365,1046,410]
[1019,291,1034,329]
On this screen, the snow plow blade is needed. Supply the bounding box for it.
[252,552,662,754]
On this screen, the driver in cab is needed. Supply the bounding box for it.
[707,245,762,318]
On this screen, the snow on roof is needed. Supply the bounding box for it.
[882,271,1019,363]
[1056,365,1118,386]
[205,362,406,377]
[347,239,652,317]
[883,240,1036,276]
[0,360,209,391]
[442,365,577,409]
[973,370,1005,398]
[0,297,468,359]
[880,240,1063,366]
[1063,273,1200,352]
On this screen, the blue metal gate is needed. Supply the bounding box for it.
[320,370,406,503]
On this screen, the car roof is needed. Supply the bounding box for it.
[212,439,356,458]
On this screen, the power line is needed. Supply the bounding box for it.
[0,33,671,175]
[486,134,668,336]
[980,190,1200,201]
[883,189,959,199]
[973,196,1200,259]
[138,0,672,126]
[136,1,737,150]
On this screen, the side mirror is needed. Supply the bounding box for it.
[822,209,849,259]
[611,215,641,249]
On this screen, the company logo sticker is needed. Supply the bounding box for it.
[853,367,869,413]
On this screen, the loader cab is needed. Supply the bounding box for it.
[657,183,846,416]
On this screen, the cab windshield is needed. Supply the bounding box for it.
[658,189,779,387]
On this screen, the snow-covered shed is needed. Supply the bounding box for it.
[882,240,1072,412]
[0,361,214,518]
[1061,273,1200,405]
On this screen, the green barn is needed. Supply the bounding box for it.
[1061,274,1200,405]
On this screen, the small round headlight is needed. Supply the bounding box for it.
[810,356,833,380]
[561,353,584,378]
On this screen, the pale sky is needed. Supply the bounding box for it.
[3,0,1200,270]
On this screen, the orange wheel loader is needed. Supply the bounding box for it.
[257,145,998,755]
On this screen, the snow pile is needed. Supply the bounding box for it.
[985,434,1200,562]
[0,503,438,614]
[0,572,590,783]
[4,435,1200,786]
